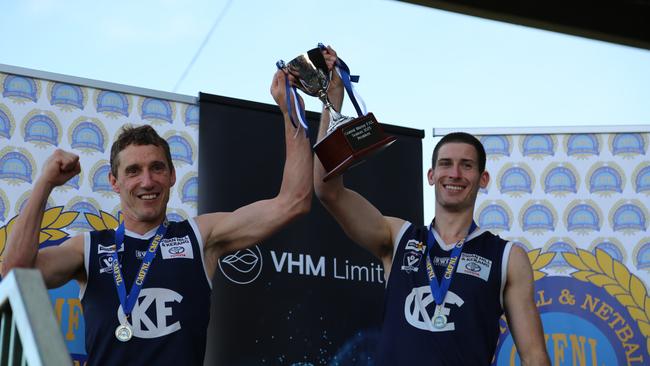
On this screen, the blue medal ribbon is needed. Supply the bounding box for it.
[275,61,309,135]
[425,221,478,306]
[111,217,169,317]
[317,43,366,117]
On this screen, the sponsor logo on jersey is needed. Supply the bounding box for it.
[98,244,123,254]
[401,240,426,273]
[135,250,147,260]
[457,253,492,282]
[401,252,421,273]
[160,235,193,259]
[99,254,115,274]
[432,256,450,267]
[404,239,425,253]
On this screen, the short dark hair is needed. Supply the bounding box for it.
[109,124,173,177]
[432,132,486,173]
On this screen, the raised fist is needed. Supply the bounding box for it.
[40,149,81,188]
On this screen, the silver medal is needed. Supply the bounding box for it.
[433,314,447,329]
[115,324,133,342]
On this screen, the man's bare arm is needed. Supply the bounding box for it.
[504,245,551,366]
[1,149,85,288]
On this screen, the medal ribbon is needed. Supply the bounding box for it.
[275,61,309,135]
[317,43,367,117]
[425,221,477,306]
[111,217,169,317]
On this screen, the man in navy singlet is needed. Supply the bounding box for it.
[313,48,550,365]
[1,70,312,365]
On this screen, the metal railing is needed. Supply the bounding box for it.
[0,269,71,366]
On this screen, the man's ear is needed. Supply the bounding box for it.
[109,172,119,193]
[427,168,435,186]
[479,170,490,189]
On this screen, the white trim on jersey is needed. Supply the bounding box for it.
[431,226,487,251]
[79,232,91,301]
[188,216,213,290]
[499,241,514,310]
[389,221,412,288]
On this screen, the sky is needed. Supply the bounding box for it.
[2,0,649,220]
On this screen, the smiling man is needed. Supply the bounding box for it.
[313,47,549,366]
[1,70,312,365]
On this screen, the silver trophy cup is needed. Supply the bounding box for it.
[277,47,396,181]
[277,48,352,133]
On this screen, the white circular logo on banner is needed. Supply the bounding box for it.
[218,245,263,284]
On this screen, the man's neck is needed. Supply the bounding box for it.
[123,218,165,236]
[432,211,475,244]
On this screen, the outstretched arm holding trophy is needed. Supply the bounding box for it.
[312,46,549,365]
[1,70,313,364]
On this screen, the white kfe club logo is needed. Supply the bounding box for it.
[117,288,183,338]
[404,285,464,332]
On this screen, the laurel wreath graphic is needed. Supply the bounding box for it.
[0,206,78,262]
[84,210,121,231]
[563,248,650,356]
[527,248,555,281]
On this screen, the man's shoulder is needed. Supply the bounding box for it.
[477,229,507,241]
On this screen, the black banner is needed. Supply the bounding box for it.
[199,93,424,366]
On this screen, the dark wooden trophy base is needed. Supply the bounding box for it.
[314,112,396,181]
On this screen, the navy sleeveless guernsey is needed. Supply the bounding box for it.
[81,219,212,365]
[377,222,512,365]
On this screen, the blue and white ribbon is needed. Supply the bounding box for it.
[275,61,309,134]
[318,43,367,117]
